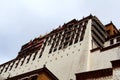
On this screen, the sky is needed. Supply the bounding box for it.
[0,0,120,64]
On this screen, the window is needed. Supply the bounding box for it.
[110,39,114,45]
[48,35,53,45]
[117,37,120,42]
[0,66,5,74]
[63,42,68,48]
[65,36,70,41]
[58,45,62,50]
[21,57,26,66]
[39,51,42,58]
[69,40,73,46]
[4,66,8,72]
[33,52,37,61]
[4,63,10,72]
[26,54,32,63]
[74,33,79,44]
[9,61,15,70]
[15,59,21,68]
[53,48,57,52]
[49,49,52,54]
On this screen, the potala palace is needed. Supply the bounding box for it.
[1,15,120,80]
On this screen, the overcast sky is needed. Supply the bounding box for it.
[0,0,120,64]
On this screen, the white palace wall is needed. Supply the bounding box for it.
[0,19,92,80]
[1,16,120,80]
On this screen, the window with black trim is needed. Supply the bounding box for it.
[33,52,38,61]
[110,39,114,45]
[9,61,15,71]
[117,37,120,42]
[21,57,26,66]
[26,54,32,63]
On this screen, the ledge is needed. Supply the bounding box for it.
[75,68,112,80]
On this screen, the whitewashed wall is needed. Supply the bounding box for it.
[0,19,92,80]
[90,47,120,71]
[113,68,120,80]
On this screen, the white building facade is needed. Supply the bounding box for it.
[0,15,120,80]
